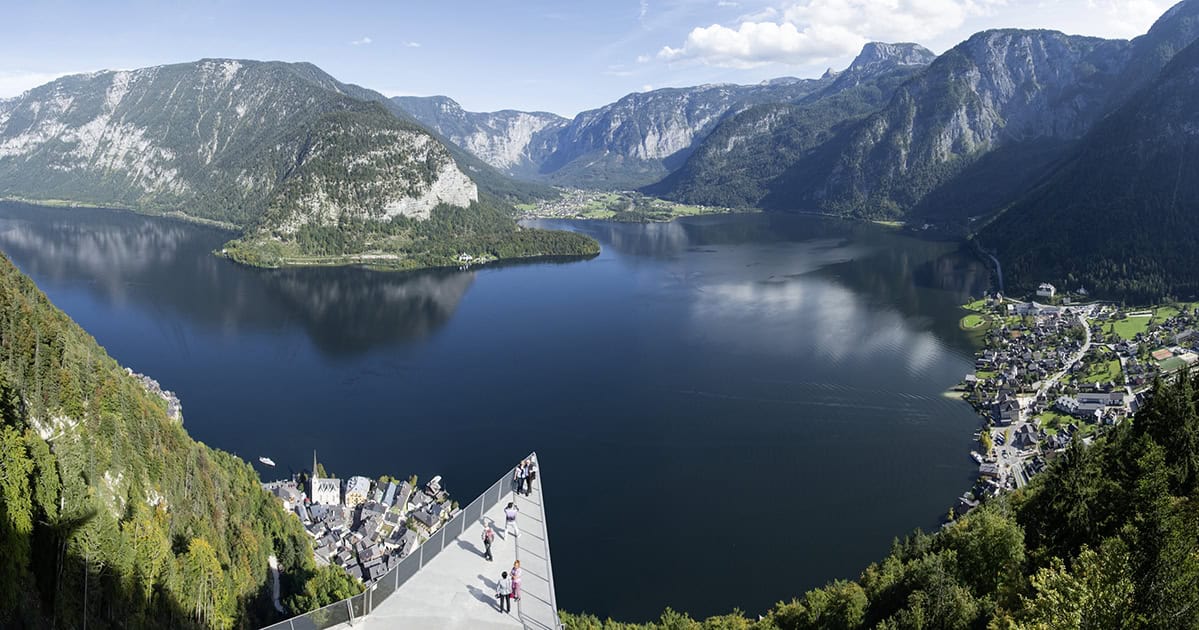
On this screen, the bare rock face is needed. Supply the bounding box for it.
[392,95,567,179]
[394,77,831,189]
[783,30,1133,216]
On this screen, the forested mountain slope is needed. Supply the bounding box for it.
[982,37,1199,302]
[0,59,476,228]
[762,30,1131,218]
[0,252,357,629]
[647,43,934,208]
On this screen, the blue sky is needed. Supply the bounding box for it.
[0,0,1178,117]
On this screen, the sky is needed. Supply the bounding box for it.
[0,0,1179,117]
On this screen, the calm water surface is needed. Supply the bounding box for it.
[0,202,990,621]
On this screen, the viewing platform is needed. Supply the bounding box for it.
[264,454,560,630]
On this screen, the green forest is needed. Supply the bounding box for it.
[225,196,600,270]
[0,253,357,629]
[564,373,1199,629]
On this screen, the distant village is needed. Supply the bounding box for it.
[262,453,457,583]
[953,284,1199,518]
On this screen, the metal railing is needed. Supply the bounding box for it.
[260,455,530,630]
[531,454,562,629]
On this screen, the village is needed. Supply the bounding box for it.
[514,187,732,221]
[262,453,458,584]
[953,283,1199,518]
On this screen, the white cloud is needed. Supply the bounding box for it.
[350,36,373,46]
[0,70,81,99]
[405,41,422,48]
[641,83,655,91]
[717,1,740,6]
[658,0,999,68]
[1083,0,1173,38]
[658,20,865,68]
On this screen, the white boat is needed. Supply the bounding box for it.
[969,451,984,464]
[259,457,276,467]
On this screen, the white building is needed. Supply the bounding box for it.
[1036,283,1056,299]
[345,476,372,507]
[310,477,341,505]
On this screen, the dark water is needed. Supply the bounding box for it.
[0,202,990,621]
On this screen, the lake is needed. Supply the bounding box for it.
[0,202,989,621]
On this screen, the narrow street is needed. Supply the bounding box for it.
[1037,310,1092,400]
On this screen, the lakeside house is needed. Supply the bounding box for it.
[345,476,372,507]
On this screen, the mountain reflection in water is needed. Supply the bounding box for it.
[0,203,475,355]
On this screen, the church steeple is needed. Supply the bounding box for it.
[312,450,318,478]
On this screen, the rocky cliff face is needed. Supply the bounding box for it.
[767,30,1132,216]
[391,96,566,179]
[649,42,935,207]
[0,59,477,230]
[983,34,1199,300]
[394,78,829,189]
[829,42,937,88]
[257,107,476,235]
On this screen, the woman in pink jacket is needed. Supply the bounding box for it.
[510,559,522,601]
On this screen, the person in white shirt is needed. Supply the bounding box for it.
[496,571,513,613]
[504,502,520,538]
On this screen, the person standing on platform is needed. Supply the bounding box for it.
[482,525,494,561]
[504,501,520,538]
[511,559,523,602]
[496,571,513,613]
[515,460,528,495]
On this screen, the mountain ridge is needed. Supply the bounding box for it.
[0,58,595,270]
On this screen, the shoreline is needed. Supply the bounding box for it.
[2,197,600,273]
[218,247,600,273]
[949,295,1199,520]
[517,205,757,224]
[0,196,241,231]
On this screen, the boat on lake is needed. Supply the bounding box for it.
[259,456,276,467]
[970,451,984,464]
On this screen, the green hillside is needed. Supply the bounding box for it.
[0,253,356,629]
[982,38,1199,302]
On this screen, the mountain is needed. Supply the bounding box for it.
[0,59,592,269]
[981,36,1199,301]
[647,42,935,207]
[0,59,476,227]
[0,250,359,628]
[394,78,831,189]
[1108,0,1199,106]
[759,29,1132,218]
[391,96,567,180]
